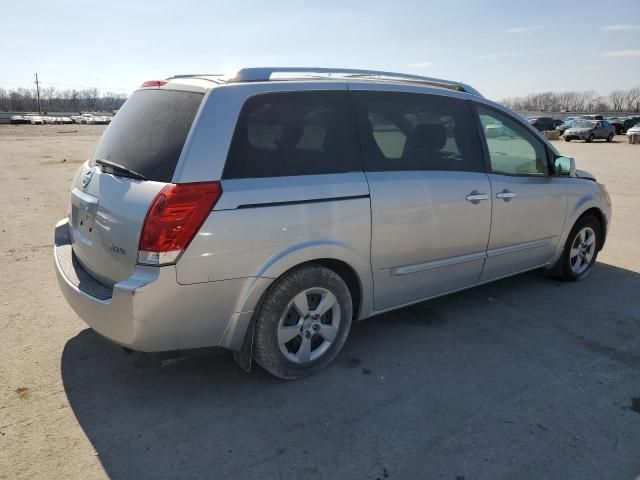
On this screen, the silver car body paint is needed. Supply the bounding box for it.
[54,74,612,353]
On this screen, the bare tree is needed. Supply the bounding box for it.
[623,87,640,112]
[609,90,625,112]
[499,86,640,114]
[0,86,127,112]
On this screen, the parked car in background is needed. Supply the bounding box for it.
[553,119,563,128]
[54,68,612,379]
[44,116,63,125]
[527,116,555,132]
[26,115,44,125]
[10,115,28,124]
[607,117,623,134]
[606,117,637,135]
[580,114,604,121]
[61,117,73,124]
[556,118,576,135]
[565,119,615,142]
[620,117,638,134]
[626,123,640,138]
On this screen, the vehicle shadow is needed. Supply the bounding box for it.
[61,262,640,479]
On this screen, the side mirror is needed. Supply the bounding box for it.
[554,156,575,176]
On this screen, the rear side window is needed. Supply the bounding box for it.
[92,89,203,182]
[352,91,484,173]
[223,91,361,179]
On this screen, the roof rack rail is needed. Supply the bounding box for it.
[227,67,482,96]
[165,73,226,85]
[167,73,225,79]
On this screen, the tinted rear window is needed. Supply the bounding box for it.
[352,91,484,173]
[92,89,203,182]
[222,91,361,179]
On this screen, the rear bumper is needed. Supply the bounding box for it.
[54,218,265,352]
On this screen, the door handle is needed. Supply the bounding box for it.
[496,189,516,200]
[466,191,489,203]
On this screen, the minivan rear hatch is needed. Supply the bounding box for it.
[69,88,204,287]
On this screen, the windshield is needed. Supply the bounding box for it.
[92,89,203,182]
[574,120,596,128]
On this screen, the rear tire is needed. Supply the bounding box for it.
[606,133,613,142]
[253,264,353,379]
[586,134,594,143]
[553,215,601,282]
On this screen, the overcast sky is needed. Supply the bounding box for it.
[2,0,639,100]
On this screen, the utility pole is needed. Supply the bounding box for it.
[35,73,41,114]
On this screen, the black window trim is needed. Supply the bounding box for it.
[470,101,553,178]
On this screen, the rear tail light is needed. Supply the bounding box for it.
[138,182,222,266]
[140,79,168,88]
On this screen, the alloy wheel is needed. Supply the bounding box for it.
[569,226,596,275]
[277,287,341,364]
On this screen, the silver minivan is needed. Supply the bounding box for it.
[54,68,612,379]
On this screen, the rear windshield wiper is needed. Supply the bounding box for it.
[95,159,148,181]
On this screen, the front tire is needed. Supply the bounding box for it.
[554,216,601,281]
[606,133,614,142]
[586,134,594,143]
[253,264,353,379]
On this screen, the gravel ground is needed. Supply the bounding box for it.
[1,125,639,480]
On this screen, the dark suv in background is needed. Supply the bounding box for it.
[527,117,555,132]
[607,117,639,135]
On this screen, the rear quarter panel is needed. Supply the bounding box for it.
[176,173,374,319]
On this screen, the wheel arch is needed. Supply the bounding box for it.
[547,195,609,272]
[576,207,607,251]
[250,241,372,319]
[294,258,363,321]
[228,243,373,371]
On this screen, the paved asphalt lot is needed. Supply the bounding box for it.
[1,126,639,479]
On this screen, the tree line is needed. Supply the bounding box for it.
[0,86,128,113]
[501,86,640,113]
[3,84,640,115]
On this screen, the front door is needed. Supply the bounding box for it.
[594,121,607,139]
[351,89,492,311]
[474,105,567,281]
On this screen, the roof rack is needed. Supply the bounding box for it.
[165,73,226,84]
[168,73,225,78]
[226,67,482,96]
